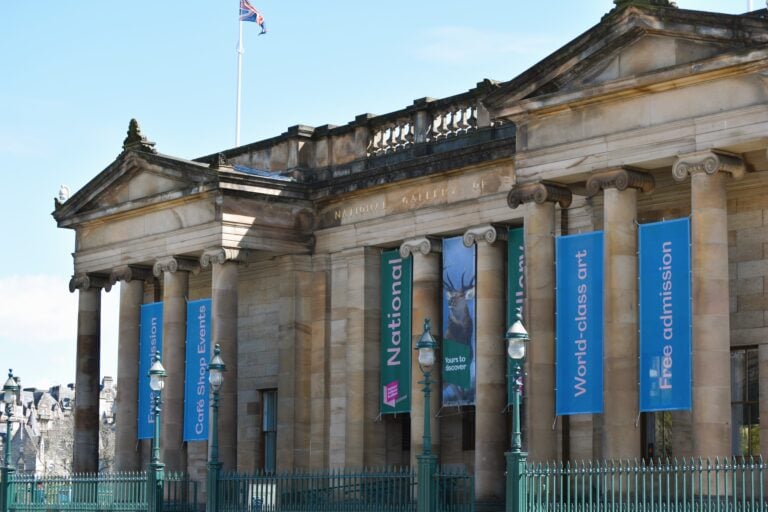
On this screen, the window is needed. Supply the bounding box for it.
[462,407,475,451]
[731,347,759,457]
[262,389,277,473]
[642,411,673,460]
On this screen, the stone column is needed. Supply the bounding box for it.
[201,249,243,471]
[400,237,442,468]
[153,257,197,472]
[464,226,505,503]
[586,168,654,459]
[110,266,153,471]
[309,255,330,469]
[673,150,745,457]
[507,182,572,461]
[69,273,107,474]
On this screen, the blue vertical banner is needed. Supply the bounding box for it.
[639,218,692,412]
[184,299,211,441]
[442,236,477,406]
[555,232,604,416]
[138,302,163,440]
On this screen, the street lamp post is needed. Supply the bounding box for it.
[206,344,226,512]
[1,370,19,512]
[505,311,529,512]
[148,356,167,512]
[415,319,438,512]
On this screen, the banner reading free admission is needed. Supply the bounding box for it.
[138,302,163,440]
[442,236,477,406]
[380,250,412,414]
[556,232,604,416]
[507,227,525,406]
[639,218,692,412]
[184,299,211,441]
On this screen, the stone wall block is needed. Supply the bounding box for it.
[738,259,768,279]
[728,210,763,230]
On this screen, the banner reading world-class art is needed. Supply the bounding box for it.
[380,249,412,414]
[184,299,211,441]
[442,236,477,406]
[138,302,163,440]
[639,218,692,412]
[507,227,525,406]
[555,232,604,416]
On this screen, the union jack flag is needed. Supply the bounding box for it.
[240,0,267,34]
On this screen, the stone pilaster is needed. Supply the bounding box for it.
[463,226,505,503]
[153,256,197,472]
[200,248,244,471]
[400,237,442,468]
[673,150,746,457]
[586,168,654,459]
[507,181,571,461]
[69,273,108,474]
[309,256,330,469]
[110,265,153,472]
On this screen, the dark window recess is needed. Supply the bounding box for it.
[402,415,411,451]
[731,347,760,457]
[262,389,277,473]
[462,407,475,451]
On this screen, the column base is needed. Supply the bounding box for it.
[505,451,527,512]
[417,454,438,512]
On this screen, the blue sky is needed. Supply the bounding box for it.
[0,0,748,388]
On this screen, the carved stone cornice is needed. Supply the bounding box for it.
[672,150,746,182]
[106,265,153,292]
[463,225,499,247]
[399,237,442,258]
[199,248,248,268]
[507,182,572,210]
[585,168,655,196]
[69,273,110,293]
[152,256,200,277]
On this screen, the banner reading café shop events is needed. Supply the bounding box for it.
[556,232,604,416]
[639,218,692,412]
[380,250,412,414]
[138,302,163,440]
[183,299,211,441]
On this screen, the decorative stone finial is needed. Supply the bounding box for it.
[613,0,677,7]
[210,153,231,170]
[122,119,157,153]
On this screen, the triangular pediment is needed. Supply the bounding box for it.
[54,149,218,227]
[485,5,768,113]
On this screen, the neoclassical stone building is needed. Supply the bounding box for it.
[54,1,768,504]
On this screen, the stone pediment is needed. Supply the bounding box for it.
[54,149,218,228]
[484,5,768,116]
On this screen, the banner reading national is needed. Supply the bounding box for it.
[639,218,692,412]
[138,302,163,440]
[380,249,412,414]
[555,231,604,416]
[442,236,477,407]
[184,299,211,441]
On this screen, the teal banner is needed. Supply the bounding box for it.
[442,236,477,406]
[380,249,412,414]
[507,227,525,406]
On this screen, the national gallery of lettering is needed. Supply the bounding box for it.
[54,1,768,504]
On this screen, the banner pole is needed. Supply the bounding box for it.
[236,14,244,147]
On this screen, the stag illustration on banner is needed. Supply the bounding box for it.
[442,236,477,406]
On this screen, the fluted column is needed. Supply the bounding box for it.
[586,168,654,459]
[153,257,197,472]
[673,150,745,457]
[464,226,505,503]
[400,237,442,468]
[69,273,108,474]
[201,249,243,471]
[508,182,571,461]
[110,265,153,471]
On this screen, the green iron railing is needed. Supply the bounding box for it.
[525,457,766,512]
[434,466,474,512]
[6,471,199,512]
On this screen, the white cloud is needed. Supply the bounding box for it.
[0,274,118,389]
[414,26,559,65]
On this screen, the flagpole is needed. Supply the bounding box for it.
[236,12,244,147]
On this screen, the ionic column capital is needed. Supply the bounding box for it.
[69,273,109,293]
[462,225,505,247]
[107,265,153,292]
[586,167,655,196]
[507,182,572,209]
[199,248,248,268]
[672,150,746,182]
[399,237,442,258]
[152,256,200,277]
